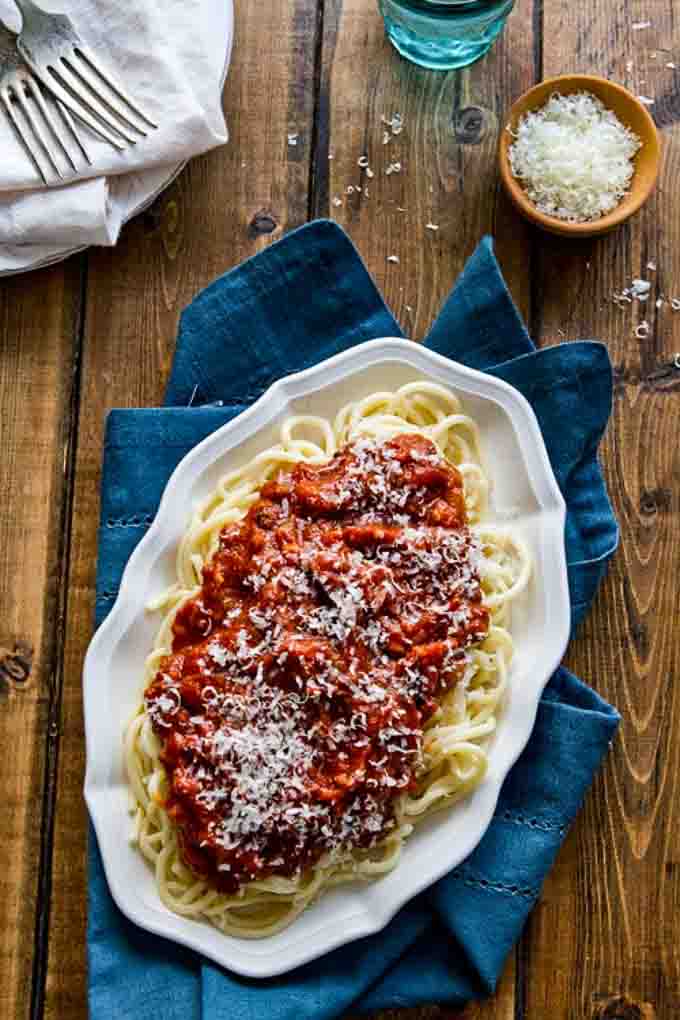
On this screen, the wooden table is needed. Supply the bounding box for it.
[1,1,678,1017]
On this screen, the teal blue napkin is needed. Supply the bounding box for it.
[89,221,620,1019]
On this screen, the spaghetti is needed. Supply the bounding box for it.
[125,381,531,937]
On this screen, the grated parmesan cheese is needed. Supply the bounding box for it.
[381,112,403,135]
[631,278,651,300]
[508,92,642,223]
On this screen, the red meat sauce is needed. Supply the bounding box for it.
[145,433,489,894]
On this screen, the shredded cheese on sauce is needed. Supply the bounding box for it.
[126,386,532,938]
[508,92,642,223]
[144,435,489,892]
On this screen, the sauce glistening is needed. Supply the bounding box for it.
[145,434,489,893]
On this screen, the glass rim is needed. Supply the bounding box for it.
[382,0,512,7]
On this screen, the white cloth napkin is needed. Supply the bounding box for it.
[0,180,118,244]
[0,0,227,247]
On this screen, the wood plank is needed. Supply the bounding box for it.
[315,0,536,332]
[318,3,535,1017]
[41,2,320,1017]
[0,260,81,1020]
[522,1,680,1017]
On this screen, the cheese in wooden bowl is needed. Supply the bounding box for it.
[498,74,661,238]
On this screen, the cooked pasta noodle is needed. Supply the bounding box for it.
[125,380,531,937]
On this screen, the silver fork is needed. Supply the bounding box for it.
[14,0,157,151]
[0,23,89,184]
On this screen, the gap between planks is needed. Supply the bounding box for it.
[29,253,89,1020]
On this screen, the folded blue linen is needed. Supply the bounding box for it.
[89,220,620,1019]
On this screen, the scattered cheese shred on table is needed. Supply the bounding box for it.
[631,278,651,300]
[612,278,652,306]
[508,92,642,223]
[382,113,403,135]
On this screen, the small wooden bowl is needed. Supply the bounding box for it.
[498,74,661,238]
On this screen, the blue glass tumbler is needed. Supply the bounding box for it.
[378,0,515,70]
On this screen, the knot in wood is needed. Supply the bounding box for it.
[0,640,33,686]
[249,210,279,237]
[594,995,655,1020]
[640,487,672,516]
[454,106,486,144]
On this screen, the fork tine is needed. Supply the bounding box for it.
[1,87,49,184]
[15,80,62,178]
[51,60,139,144]
[54,98,91,165]
[29,78,78,173]
[67,50,151,135]
[32,66,127,149]
[75,45,157,130]
[64,54,146,137]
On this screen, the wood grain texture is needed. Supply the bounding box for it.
[317,4,536,1019]
[0,261,81,1020]
[0,1,675,1018]
[40,3,320,1018]
[521,1,680,1018]
[315,0,535,335]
